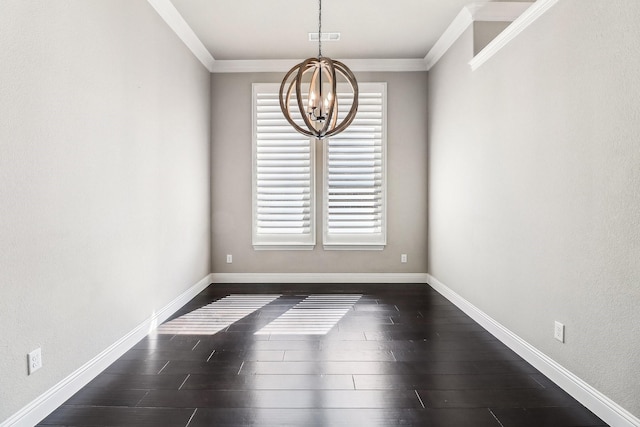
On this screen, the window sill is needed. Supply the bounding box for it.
[253,244,315,251]
[323,244,385,251]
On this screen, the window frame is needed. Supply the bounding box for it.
[251,82,387,251]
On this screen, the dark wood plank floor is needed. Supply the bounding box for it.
[39,283,607,426]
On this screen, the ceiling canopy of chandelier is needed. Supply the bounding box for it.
[279,0,359,139]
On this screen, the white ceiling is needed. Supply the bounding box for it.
[169,0,524,61]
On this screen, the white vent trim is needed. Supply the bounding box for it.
[309,32,341,42]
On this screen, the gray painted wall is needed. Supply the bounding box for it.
[428,0,640,417]
[0,1,211,421]
[211,72,428,274]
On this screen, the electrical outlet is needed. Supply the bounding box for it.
[554,321,565,343]
[401,254,407,263]
[226,254,232,264]
[28,348,42,375]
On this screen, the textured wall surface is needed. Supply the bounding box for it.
[211,72,428,274]
[0,0,211,421]
[428,0,640,417]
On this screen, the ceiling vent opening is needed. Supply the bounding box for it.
[309,32,341,42]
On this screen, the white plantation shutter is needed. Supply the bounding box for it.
[252,82,386,250]
[252,83,315,249]
[323,83,386,249]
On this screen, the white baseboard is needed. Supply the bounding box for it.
[427,274,640,427]
[210,272,429,284]
[1,273,213,427]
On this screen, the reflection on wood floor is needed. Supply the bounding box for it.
[40,283,608,427]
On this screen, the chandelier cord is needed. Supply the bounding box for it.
[318,0,322,58]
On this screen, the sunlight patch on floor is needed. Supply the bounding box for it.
[254,294,362,335]
[157,294,281,335]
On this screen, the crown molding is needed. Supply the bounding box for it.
[424,7,473,70]
[212,58,427,73]
[147,0,215,72]
[424,1,533,71]
[470,0,559,71]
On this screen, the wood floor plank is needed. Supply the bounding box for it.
[417,387,583,409]
[392,349,523,362]
[102,358,171,375]
[38,406,194,427]
[188,408,504,427]
[158,359,244,375]
[138,389,422,409]
[182,374,355,390]
[84,373,188,390]
[206,349,286,362]
[62,388,148,407]
[490,406,608,427]
[282,349,395,362]
[353,374,546,390]
[237,360,480,375]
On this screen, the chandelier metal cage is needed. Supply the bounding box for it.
[279,0,358,139]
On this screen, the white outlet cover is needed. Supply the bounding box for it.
[28,348,42,374]
[554,321,565,343]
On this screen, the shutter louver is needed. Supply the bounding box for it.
[324,84,386,248]
[253,86,315,249]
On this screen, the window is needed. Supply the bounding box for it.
[323,83,386,249]
[252,82,386,250]
[252,84,315,250]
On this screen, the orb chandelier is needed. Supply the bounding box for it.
[279,0,358,139]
